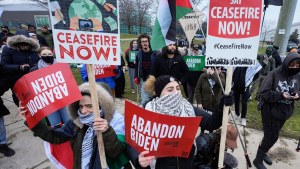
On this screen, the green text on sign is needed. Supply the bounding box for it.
[129,51,138,62]
[183,56,206,71]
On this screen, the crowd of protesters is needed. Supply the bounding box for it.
[1,25,300,169]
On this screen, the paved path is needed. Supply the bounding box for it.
[1,90,299,169]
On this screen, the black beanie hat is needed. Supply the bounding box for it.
[155,75,179,96]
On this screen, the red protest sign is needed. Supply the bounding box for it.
[92,64,117,79]
[206,0,263,66]
[13,63,82,129]
[125,101,202,158]
[208,0,262,38]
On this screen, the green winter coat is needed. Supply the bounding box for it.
[194,72,225,112]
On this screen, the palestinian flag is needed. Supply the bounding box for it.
[176,0,193,20]
[151,0,193,50]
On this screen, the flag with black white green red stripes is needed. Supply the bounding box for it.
[151,0,193,50]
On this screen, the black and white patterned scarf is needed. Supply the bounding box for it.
[78,110,95,169]
[147,93,195,117]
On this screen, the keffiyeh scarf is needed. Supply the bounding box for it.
[78,110,95,169]
[147,93,195,117]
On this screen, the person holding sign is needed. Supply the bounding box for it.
[125,40,139,94]
[29,47,70,127]
[19,83,128,169]
[254,53,300,169]
[81,64,119,97]
[136,75,233,169]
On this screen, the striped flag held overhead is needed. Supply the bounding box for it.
[151,0,193,50]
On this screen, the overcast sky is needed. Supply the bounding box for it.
[265,1,300,25]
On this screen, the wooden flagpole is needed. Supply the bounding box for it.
[218,67,233,168]
[86,64,108,169]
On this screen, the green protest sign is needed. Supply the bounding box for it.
[183,56,206,71]
[129,51,138,62]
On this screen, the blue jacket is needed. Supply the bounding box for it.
[81,64,119,89]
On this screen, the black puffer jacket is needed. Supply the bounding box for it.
[1,35,40,83]
[260,52,300,120]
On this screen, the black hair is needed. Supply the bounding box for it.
[161,45,180,57]
[137,33,151,49]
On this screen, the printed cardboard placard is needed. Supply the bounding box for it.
[93,64,117,79]
[183,55,206,71]
[13,63,82,129]
[125,101,202,158]
[129,50,138,62]
[47,0,120,65]
[206,0,263,66]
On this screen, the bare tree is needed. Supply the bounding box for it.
[135,0,153,34]
[119,0,135,34]
[260,20,275,47]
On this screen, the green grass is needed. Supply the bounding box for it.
[247,96,300,139]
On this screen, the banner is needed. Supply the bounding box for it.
[47,0,120,65]
[13,63,82,129]
[129,50,138,62]
[125,101,201,158]
[183,55,206,71]
[206,0,263,66]
[93,64,117,79]
[179,11,203,45]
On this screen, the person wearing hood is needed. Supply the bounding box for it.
[135,75,233,169]
[1,35,40,81]
[125,40,139,94]
[19,83,129,169]
[0,26,14,46]
[253,52,300,169]
[0,35,40,157]
[39,25,54,50]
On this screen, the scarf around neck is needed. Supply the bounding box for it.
[148,93,195,117]
[77,110,95,169]
[37,58,57,69]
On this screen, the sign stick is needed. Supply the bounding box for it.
[218,67,233,168]
[86,64,108,169]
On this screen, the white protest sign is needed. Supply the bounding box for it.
[179,11,203,45]
[47,0,120,65]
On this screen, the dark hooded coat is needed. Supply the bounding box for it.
[1,35,40,81]
[260,52,300,120]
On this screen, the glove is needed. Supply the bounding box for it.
[218,94,234,110]
[113,68,119,75]
[134,77,140,85]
